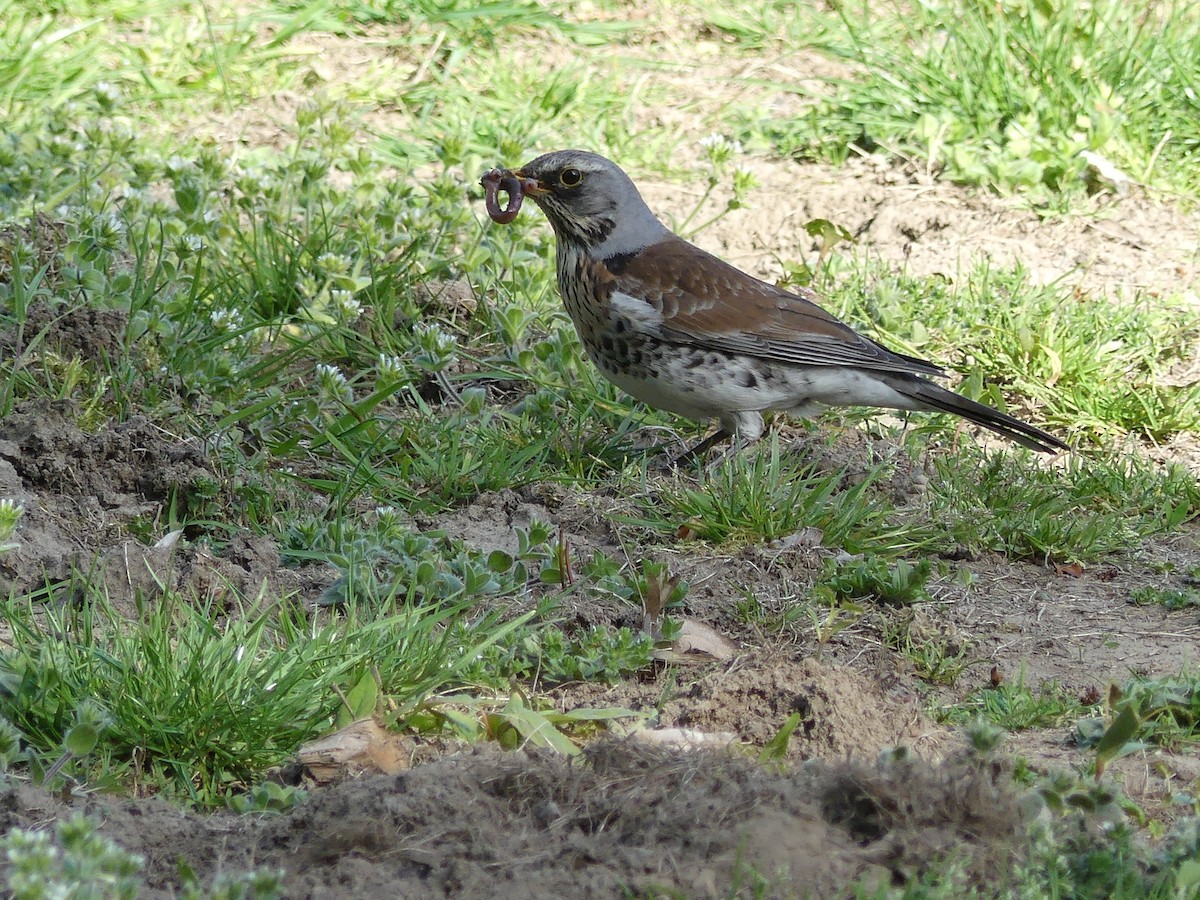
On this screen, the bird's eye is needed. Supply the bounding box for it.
[559,168,583,187]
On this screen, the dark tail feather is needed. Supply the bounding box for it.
[891,377,1069,454]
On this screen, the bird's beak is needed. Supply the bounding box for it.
[513,170,547,197]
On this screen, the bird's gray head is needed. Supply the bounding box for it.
[514,149,670,257]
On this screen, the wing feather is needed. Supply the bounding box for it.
[607,235,944,379]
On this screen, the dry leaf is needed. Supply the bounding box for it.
[1080,150,1130,196]
[672,618,737,661]
[640,564,682,627]
[297,717,411,784]
[768,526,824,551]
[153,529,184,550]
[1055,562,1084,578]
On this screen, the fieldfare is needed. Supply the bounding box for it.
[482,149,1068,456]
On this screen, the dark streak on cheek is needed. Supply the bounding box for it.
[481,168,524,224]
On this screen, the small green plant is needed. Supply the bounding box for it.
[826,557,932,606]
[731,587,766,624]
[0,499,23,553]
[1072,671,1200,788]
[0,585,529,807]
[227,781,309,816]
[303,513,555,609]
[469,624,656,686]
[759,712,805,763]
[481,693,636,754]
[0,699,112,794]
[630,559,688,638]
[777,218,858,290]
[804,587,864,659]
[877,607,974,686]
[32,698,113,789]
[415,692,641,755]
[1129,585,1200,610]
[2,814,143,900]
[676,134,759,238]
[938,679,1091,730]
[1090,701,1143,779]
[962,719,1006,757]
[905,638,974,687]
[1128,673,1200,748]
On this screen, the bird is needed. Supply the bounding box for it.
[483,149,1068,457]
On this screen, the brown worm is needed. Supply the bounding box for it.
[481,168,524,224]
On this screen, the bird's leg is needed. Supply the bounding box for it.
[704,432,762,472]
[665,410,766,468]
[669,428,732,466]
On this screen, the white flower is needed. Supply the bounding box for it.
[377,353,406,382]
[210,308,244,332]
[698,134,744,162]
[331,289,362,320]
[295,275,320,300]
[316,363,344,380]
[94,82,122,105]
[318,252,353,275]
[316,363,353,403]
[374,505,403,526]
[414,321,457,354]
[101,210,127,236]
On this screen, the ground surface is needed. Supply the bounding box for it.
[2,9,1199,898]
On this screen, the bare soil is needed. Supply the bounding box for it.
[649,152,1200,301]
[2,741,1028,898]
[2,15,1199,900]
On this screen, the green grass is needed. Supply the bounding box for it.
[1,0,1199,894]
[815,263,1200,443]
[937,680,1092,730]
[623,434,939,552]
[928,449,1200,563]
[731,0,1200,199]
[0,587,528,805]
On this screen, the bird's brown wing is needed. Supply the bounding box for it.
[608,234,944,378]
